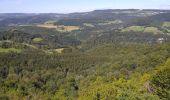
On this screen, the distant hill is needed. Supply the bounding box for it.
[0,9,170,26]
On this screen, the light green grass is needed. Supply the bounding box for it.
[167,29,170,33]
[54,48,72,53]
[44,20,57,25]
[0,48,21,53]
[83,23,94,27]
[98,20,123,26]
[0,40,13,43]
[32,38,43,43]
[106,20,123,24]
[144,27,162,34]
[55,48,64,53]
[121,26,145,32]
[162,22,170,28]
[22,43,38,49]
[121,26,163,34]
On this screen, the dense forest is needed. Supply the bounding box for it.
[0,9,170,100]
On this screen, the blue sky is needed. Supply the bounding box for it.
[0,0,170,13]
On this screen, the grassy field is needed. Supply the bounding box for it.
[56,25,80,32]
[121,26,145,32]
[32,38,43,43]
[0,48,21,53]
[162,22,170,28]
[144,27,162,34]
[121,26,163,34]
[108,20,123,24]
[44,20,57,25]
[167,29,170,33]
[0,40,13,43]
[83,23,95,27]
[54,48,72,53]
[98,20,123,26]
[36,24,57,29]
[54,48,65,53]
[36,24,80,32]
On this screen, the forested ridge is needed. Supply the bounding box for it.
[0,9,170,100]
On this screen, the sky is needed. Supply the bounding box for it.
[0,0,170,13]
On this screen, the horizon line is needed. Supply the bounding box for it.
[0,8,170,14]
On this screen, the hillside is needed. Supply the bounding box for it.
[0,9,170,99]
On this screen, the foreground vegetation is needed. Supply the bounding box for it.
[0,42,170,99]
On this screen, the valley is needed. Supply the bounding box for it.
[0,9,170,100]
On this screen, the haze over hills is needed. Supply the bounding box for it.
[0,0,170,13]
[0,8,170,99]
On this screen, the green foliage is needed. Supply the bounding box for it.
[0,48,21,53]
[0,30,81,49]
[0,42,170,99]
[78,75,160,100]
[1,10,170,99]
[151,59,170,99]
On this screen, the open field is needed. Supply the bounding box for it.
[36,24,80,32]
[162,22,170,28]
[144,27,162,34]
[32,38,44,43]
[121,26,163,34]
[36,24,57,29]
[0,48,21,53]
[121,26,145,32]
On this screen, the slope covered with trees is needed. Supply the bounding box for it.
[0,9,170,99]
